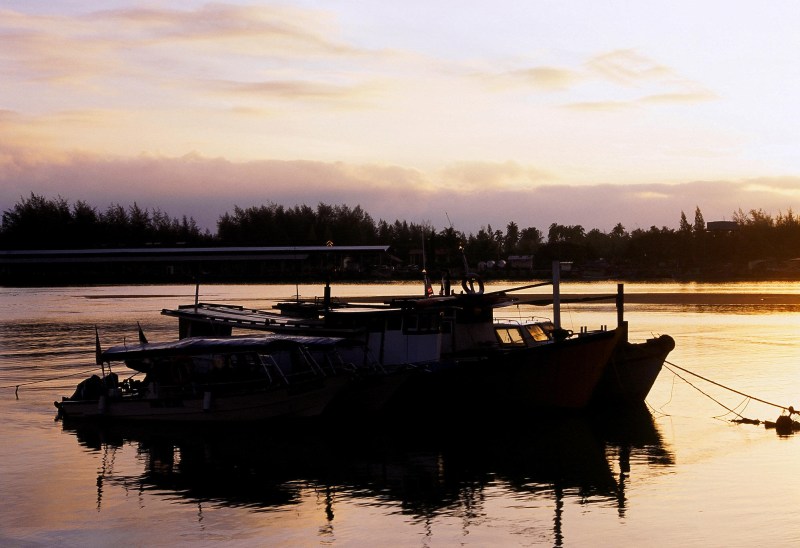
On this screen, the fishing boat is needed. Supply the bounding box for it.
[388,290,621,411]
[490,316,674,405]
[161,266,624,411]
[55,334,355,422]
[593,324,675,405]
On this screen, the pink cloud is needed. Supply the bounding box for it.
[2,151,798,236]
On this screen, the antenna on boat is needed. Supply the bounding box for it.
[94,326,109,377]
[94,326,103,367]
[459,243,470,275]
[421,230,433,297]
[552,261,561,330]
[137,321,148,345]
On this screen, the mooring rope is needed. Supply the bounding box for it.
[661,360,800,434]
[663,362,749,419]
[0,366,103,396]
[664,360,795,414]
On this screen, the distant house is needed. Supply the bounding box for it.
[0,245,390,285]
[508,255,533,271]
[707,221,739,232]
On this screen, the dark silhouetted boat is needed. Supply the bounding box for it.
[162,269,625,411]
[593,323,675,405]
[55,334,354,422]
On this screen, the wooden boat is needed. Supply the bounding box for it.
[593,323,675,405]
[161,272,623,411]
[490,317,673,405]
[55,334,354,422]
[410,293,622,410]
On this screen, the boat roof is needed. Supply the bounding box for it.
[162,303,323,329]
[101,333,345,361]
[158,291,524,336]
[390,292,519,309]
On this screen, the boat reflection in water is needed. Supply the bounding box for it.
[64,404,673,543]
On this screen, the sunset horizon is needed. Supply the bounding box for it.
[3,1,800,235]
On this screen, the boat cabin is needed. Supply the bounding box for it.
[322,307,442,366]
[493,321,555,347]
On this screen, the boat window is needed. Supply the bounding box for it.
[386,315,402,331]
[189,355,215,377]
[404,312,441,334]
[495,327,525,346]
[525,324,552,342]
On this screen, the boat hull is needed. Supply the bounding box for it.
[324,366,419,416]
[593,334,675,405]
[391,327,622,413]
[56,376,351,423]
[495,328,622,409]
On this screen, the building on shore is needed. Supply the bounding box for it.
[0,245,391,285]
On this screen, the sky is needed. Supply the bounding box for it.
[2,1,800,236]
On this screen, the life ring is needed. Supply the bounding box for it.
[461,273,484,295]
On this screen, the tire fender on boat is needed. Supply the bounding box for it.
[461,274,484,295]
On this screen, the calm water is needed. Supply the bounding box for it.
[2,281,800,547]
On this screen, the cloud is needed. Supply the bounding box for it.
[94,4,352,54]
[0,10,117,85]
[208,78,383,106]
[0,4,362,93]
[586,49,673,85]
[584,49,717,106]
[478,66,583,91]
[562,101,632,112]
[2,150,799,236]
[742,177,800,198]
[632,190,671,200]
[564,90,717,111]
[435,161,554,191]
[471,48,716,114]
[638,92,717,105]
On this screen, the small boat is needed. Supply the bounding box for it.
[427,304,622,410]
[162,272,623,411]
[490,317,674,405]
[593,323,675,405]
[55,334,354,422]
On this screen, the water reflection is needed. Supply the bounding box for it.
[63,405,673,543]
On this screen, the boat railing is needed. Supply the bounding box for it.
[317,349,346,374]
[296,345,327,377]
[493,316,552,325]
[258,353,288,385]
[363,347,386,374]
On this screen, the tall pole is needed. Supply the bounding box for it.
[552,261,561,329]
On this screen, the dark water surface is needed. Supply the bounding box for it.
[2,282,800,546]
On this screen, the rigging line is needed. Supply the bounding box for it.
[665,359,791,412]
[0,366,102,390]
[712,395,751,421]
[663,363,747,419]
[645,399,672,418]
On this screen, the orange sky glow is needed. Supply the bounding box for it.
[2,1,800,234]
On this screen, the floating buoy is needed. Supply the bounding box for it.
[664,360,800,436]
[765,413,800,435]
[775,415,794,435]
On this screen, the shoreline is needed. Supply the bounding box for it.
[337,292,800,306]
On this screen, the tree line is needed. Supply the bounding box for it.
[3,193,800,278]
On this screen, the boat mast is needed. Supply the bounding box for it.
[421,230,432,297]
[552,261,561,330]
